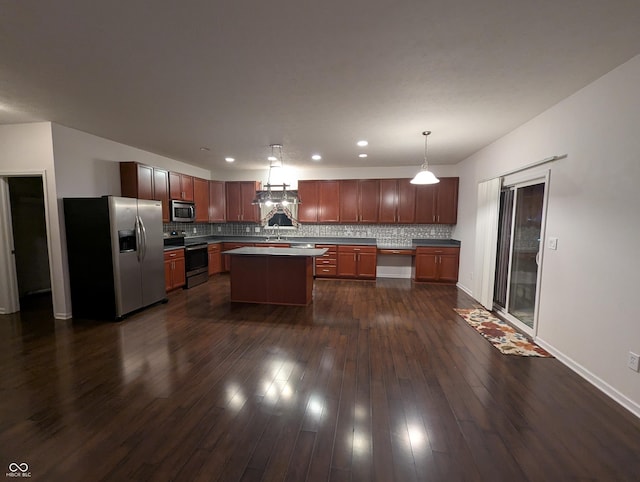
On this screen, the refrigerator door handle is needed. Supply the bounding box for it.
[134,216,142,262]
[139,216,147,261]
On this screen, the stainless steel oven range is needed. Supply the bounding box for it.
[184,242,208,288]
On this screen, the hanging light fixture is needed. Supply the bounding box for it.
[252,144,300,206]
[410,130,440,185]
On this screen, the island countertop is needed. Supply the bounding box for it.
[223,246,328,257]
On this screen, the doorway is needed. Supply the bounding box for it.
[494,176,548,336]
[3,176,52,314]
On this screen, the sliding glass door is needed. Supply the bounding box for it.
[494,176,548,335]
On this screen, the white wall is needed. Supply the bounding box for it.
[214,164,459,186]
[51,123,212,198]
[50,124,214,317]
[0,123,217,318]
[0,123,68,317]
[453,54,640,415]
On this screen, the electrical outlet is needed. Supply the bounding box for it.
[254,227,260,233]
[628,352,640,372]
[548,237,558,250]
[192,227,197,234]
[245,227,250,233]
[217,226,222,232]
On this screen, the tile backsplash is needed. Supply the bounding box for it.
[165,222,453,247]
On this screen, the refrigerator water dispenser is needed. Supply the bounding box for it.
[118,230,136,252]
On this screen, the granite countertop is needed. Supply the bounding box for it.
[183,235,460,249]
[163,246,185,252]
[184,235,377,246]
[223,246,329,257]
[411,238,461,247]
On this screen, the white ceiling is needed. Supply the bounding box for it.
[2,1,640,171]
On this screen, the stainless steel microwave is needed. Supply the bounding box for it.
[170,200,196,222]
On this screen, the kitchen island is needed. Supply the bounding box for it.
[224,246,328,306]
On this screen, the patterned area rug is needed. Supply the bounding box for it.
[454,308,553,357]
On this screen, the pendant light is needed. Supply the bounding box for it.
[252,144,300,206]
[410,130,440,185]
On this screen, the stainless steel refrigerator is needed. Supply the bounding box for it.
[64,196,167,320]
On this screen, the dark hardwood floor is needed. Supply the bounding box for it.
[1,276,639,481]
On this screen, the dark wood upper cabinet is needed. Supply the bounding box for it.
[193,177,209,223]
[358,179,379,223]
[378,179,397,223]
[318,181,340,223]
[396,179,416,223]
[240,182,260,222]
[225,181,260,222]
[169,172,194,201]
[120,162,170,222]
[435,177,459,224]
[225,181,242,222]
[415,177,459,224]
[120,162,154,200]
[415,184,436,223]
[298,180,319,223]
[153,168,170,222]
[208,180,226,223]
[339,180,358,223]
[378,179,415,223]
[339,179,379,223]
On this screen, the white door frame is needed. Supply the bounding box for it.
[0,171,56,316]
[495,169,551,338]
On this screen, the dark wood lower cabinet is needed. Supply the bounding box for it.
[337,245,377,279]
[415,246,459,283]
[315,244,337,278]
[207,244,222,276]
[164,249,186,291]
[229,254,314,305]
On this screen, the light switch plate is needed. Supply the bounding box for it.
[548,237,558,250]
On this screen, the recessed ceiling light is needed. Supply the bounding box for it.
[357,140,368,147]
[311,154,322,161]
[225,157,235,163]
[358,153,368,158]
[200,147,210,151]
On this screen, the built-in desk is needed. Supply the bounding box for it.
[224,247,328,306]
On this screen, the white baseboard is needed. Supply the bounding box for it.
[456,282,473,297]
[376,272,411,279]
[54,311,72,320]
[535,337,640,419]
